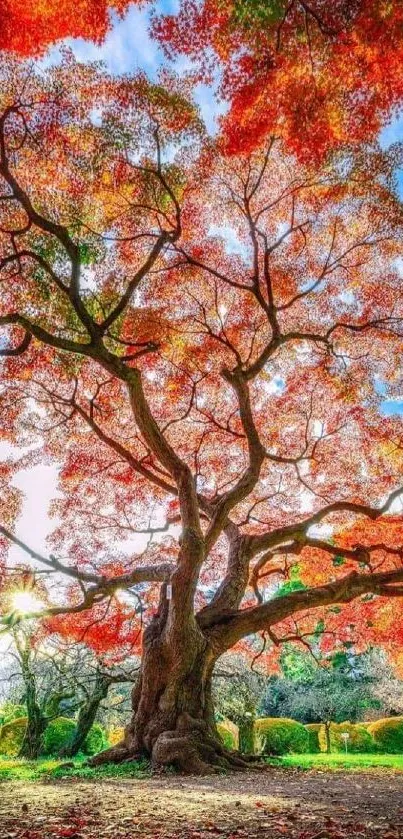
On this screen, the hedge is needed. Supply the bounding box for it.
[83,722,107,755]
[367,717,403,754]
[318,722,375,754]
[0,717,27,755]
[254,717,309,755]
[42,717,77,755]
[217,720,239,750]
[305,723,321,753]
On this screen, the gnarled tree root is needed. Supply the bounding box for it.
[89,714,263,775]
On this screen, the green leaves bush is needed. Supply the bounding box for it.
[255,717,309,755]
[217,720,239,750]
[0,717,27,756]
[42,717,76,755]
[367,717,403,753]
[83,722,108,755]
[0,715,109,757]
[305,723,321,753]
[318,722,375,753]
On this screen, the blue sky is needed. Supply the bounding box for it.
[45,3,226,134]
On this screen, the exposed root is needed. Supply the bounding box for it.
[89,712,265,775]
[88,742,137,767]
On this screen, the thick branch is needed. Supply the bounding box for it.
[207,567,403,650]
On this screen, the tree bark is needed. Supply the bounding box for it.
[89,594,246,774]
[325,721,331,754]
[60,674,109,757]
[19,653,47,759]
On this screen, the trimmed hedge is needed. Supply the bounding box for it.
[0,717,27,756]
[367,717,403,754]
[255,717,309,755]
[42,717,76,755]
[318,722,375,754]
[0,704,26,726]
[84,722,107,755]
[0,715,109,757]
[305,723,321,753]
[107,726,125,746]
[217,720,239,750]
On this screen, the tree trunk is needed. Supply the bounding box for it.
[90,599,247,774]
[19,660,47,759]
[325,721,331,754]
[61,676,109,758]
[239,714,255,755]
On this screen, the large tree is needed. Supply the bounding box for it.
[0,55,403,773]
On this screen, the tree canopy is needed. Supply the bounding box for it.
[0,1,402,772]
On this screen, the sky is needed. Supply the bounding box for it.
[4,1,403,563]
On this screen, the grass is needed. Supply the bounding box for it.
[0,752,402,782]
[265,752,403,771]
[0,754,151,782]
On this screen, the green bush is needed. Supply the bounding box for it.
[305,723,321,753]
[367,717,403,754]
[84,723,107,755]
[254,717,309,755]
[217,720,238,750]
[318,722,375,754]
[42,717,76,755]
[0,717,27,756]
[0,703,26,726]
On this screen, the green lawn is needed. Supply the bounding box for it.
[0,752,402,782]
[0,755,150,782]
[265,752,403,771]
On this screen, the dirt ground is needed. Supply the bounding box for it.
[0,768,402,839]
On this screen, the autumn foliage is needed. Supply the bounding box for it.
[0,0,134,56]
[0,1,402,771]
[157,0,403,162]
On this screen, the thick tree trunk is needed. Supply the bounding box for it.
[19,667,47,759]
[90,601,247,774]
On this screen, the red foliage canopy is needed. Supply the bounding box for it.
[0,0,133,56]
[156,0,403,162]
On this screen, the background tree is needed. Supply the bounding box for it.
[262,648,378,752]
[0,55,403,774]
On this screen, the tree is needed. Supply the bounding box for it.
[2,626,75,758]
[0,0,133,56]
[0,55,403,774]
[261,649,378,733]
[156,0,403,162]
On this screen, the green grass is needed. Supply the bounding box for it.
[265,752,403,771]
[0,754,150,782]
[1,752,402,782]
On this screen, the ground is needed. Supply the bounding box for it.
[0,764,402,839]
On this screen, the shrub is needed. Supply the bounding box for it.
[107,726,125,746]
[0,717,27,756]
[254,717,309,755]
[84,723,107,755]
[367,717,403,754]
[217,720,239,750]
[318,722,375,754]
[305,723,321,753]
[42,717,76,755]
[0,703,26,726]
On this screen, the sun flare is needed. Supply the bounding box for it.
[11,591,43,614]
